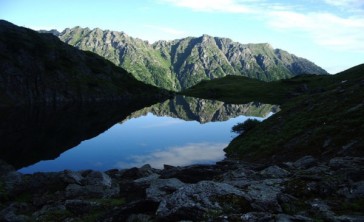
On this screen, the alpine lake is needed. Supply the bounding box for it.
[0,96,277,173]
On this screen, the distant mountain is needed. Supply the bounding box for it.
[54,27,327,90]
[0,20,169,106]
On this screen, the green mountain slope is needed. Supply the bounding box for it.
[0,20,169,106]
[54,27,327,90]
[58,27,180,91]
[182,64,364,162]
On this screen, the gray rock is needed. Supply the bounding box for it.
[338,181,364,199]
[121,164,155,180]
[334,215,364,222]
[160,164,223,183]
[240,212,274,222]
[146,178,185,202]
[65,170,119,198]
[104,199,159,221]
[246,179,284,212]
[260,165,290,178]
[275,214,313,222]
[329,157,364,170]
[0,160,23,193]
[133,173,160,187]
[300,165,330,175]
[83,170,112,187]
[22,172,63,192]
[293,156,317,169]
[126,214,153,222]
[61,170,83,185]
[32,204,66,219]
[308,199,336,221]
[139,164,154,175]
[221,167,256,181]
[65,199,101,214]
[156,181,251,221]
[0,202,30,222]
[350,181,364,197]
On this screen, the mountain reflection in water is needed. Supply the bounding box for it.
[0,96,277,173]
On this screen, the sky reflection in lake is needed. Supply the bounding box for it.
[19,113,264,173]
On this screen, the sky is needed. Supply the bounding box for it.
[1,0,364,73]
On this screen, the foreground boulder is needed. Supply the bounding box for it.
[1,156,364,221]
[156,181,252,221]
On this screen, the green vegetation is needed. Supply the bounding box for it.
[0,180,8,203]
[36,209,73,222]
[182,64,364,162]
[0,20,170,106]
[231,119,260,134]
[182,74,305,104]
[91,198,125,206]
[57,27,327,91]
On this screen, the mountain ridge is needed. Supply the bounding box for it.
[0,20,169,106]
[50,26,327,90]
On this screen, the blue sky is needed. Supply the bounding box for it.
[1,0,363,73]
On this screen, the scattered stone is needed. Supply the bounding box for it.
[156,181,252,221]
[105,200,159,222]
[246,179,284,213]
[160,164,223,183]
[146,178,185,202]
[275,214,313,222]
[337,181,364,199]
[293,156,317,169]
[329,156,364,170]
[65,170,119,198]
[0,160,23,195]
[32,204,66,220]
[240,212,274,222]
[119,180,147,201]
[1,155,364,221]
[260,165,290,178]
[60,170,83,185]
[0,202,30,222]
[65,199,101,214]
[308,199,336,221]
[120,164,155,180]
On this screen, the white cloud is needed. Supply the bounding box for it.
[323,0,364,8]
[267,11,364,52]
[160,0,364,52]
[115,142,226,169]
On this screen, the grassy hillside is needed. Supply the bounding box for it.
[182,64,364,162]
[56,27,327,90]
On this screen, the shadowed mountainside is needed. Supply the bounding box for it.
[0,20,169,106]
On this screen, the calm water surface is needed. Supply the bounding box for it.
[0,96,275,173]
[19,113,263,173]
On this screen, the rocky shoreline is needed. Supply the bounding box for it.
[1,155,363,222]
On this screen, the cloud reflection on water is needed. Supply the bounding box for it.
[115,142,227,169]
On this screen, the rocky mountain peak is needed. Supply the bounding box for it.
[54,26,328,90]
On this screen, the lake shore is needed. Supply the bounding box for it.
[1,155,363,221]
